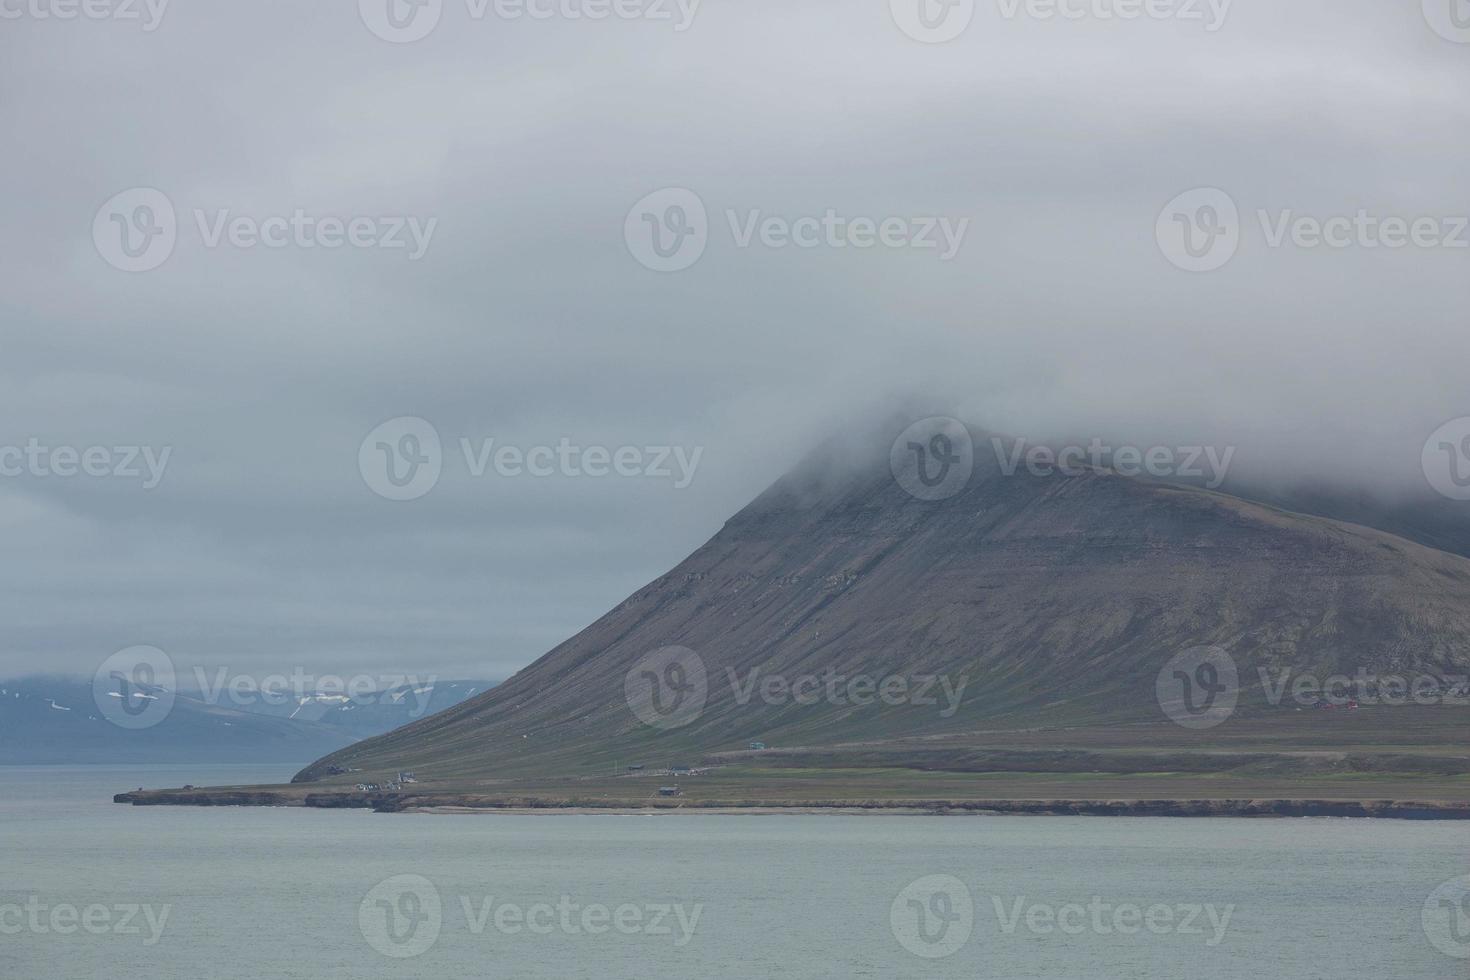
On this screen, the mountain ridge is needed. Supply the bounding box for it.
[0,676,491,765]
[291,421,1470,788]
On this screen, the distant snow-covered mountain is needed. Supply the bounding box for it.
[0,676,491,765]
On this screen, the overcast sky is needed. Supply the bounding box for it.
[2,0,1468,683]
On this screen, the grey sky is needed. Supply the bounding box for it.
[2,0,1468,681]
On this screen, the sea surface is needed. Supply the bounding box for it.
[1,765,1466,979]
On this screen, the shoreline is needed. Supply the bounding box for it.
[111,790,1470,819]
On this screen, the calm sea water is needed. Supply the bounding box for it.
[1,765,1466,979]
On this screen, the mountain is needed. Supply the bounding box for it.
[0,677,353,765]
[0,676,490,765]
[224,680,490,738]
[1208,477,1470,565]
[291,422,1470,791]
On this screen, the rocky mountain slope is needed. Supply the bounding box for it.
[294,424,1470,786]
